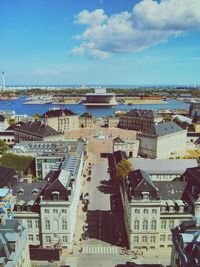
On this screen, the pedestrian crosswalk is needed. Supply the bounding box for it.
[83,245,119,255]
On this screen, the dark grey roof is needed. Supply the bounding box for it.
[113,137,124,143]
[15,181,47,202]
[6,121,24,131]
[129,159,198,174]
[0,167,17,188]
[182,166,200,183]
[129,169,157,190]
[13,121,59,138]
[42,170,70,201]
[144,121,184,136]
[126,109,158,119]
[154,181,186,200]
[0,131,14,136]
[42,108,76,118]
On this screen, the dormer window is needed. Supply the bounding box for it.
[17,205,21,212]
[142,192,150,201]
[32,189,38,195]
[18,188,24,195]
[52,191,59,201]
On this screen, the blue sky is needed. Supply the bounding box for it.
[0,0,200,86]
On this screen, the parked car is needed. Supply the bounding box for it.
[87,176,91,182]
[83,223,89,232]
[82,204,88,212]
[82,232,89,240]
[83,193,89,200]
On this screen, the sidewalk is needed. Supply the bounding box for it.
[61,155,90,259]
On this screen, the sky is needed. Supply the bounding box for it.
[0,0,200,86]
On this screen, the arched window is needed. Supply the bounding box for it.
[45,220,50,230]
[134,220,139,230]
[143,208,148,214]
[142,236,147,243]
[143,220,148,230]
[135,209,140,214]
[62,220,67,230]
[151,220,157,230]
[152,209,157,214]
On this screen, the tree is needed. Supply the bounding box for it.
[80,112,92,118]
[116,159,132,181]
[0,140,9,155]
[33,113,41,121]
[0,153,34,175]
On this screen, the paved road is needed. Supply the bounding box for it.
[88,157,111,211]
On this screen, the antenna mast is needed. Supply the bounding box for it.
[2,71,5,92]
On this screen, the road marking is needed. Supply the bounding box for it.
[82,245,120,255]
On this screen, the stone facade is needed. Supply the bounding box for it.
[79,116,94,128]
[14,140,84,249]
[121,169,193,257]
[42,109,79,132]
[13,121,60,143]
[113,137,139,158]
[137,121,187,159]
[119,109,162,131]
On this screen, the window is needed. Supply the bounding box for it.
[29,234,33,241]
[168,235,172,241]
[36,235,40,241]
[160,235,165,242]
[142,236,147,243]
[135,209,140,214]
[152,209,157,214]
[143,209,148,214]
[44,209,49,214]
[134,220,139,230]
[17,206,21,212]
[134,236,139,243]
[62,220,67,230]
[46,236,51,243]
[52,192,59,201]
[53,209,58,214]
[62,209,67,214]
[143,220,148,230]
[150,236,155,243]
[161,220,167,229]
[45,220,50,230]
[35,220,39,228]
[27,220,32,229]
[151,220,157,230]
[63,236,68,243]
[169,220,174,229]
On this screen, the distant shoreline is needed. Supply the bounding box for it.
[122,99,167,105]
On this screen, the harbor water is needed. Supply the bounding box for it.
[0,97,190,117]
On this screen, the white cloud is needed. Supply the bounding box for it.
[74,9,107,25]
[72,0,200,59]
[132,0,200,30]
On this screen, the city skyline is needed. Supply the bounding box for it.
[1,0,200,86]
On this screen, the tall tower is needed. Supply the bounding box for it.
[2,71,5,92]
